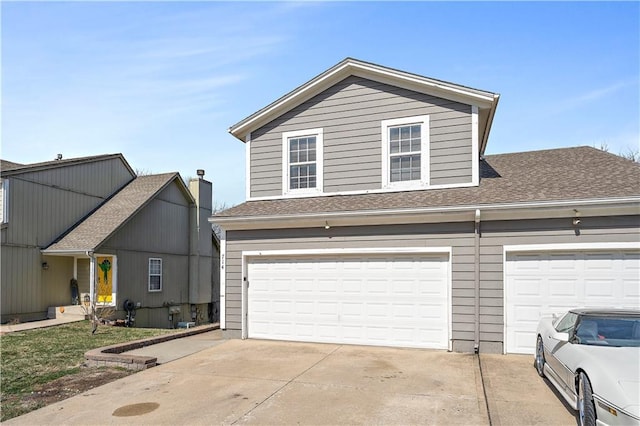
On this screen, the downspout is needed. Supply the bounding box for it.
[474,209,481,354]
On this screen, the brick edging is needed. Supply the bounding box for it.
[85,323,219,371]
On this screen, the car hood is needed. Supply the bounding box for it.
[574,345,640,417]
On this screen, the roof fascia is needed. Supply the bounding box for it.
[229,58,498,141]
[211,197,640,231]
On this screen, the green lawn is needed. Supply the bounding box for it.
[1,321,178,421]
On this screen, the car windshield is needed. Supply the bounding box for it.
[574,315,640,347]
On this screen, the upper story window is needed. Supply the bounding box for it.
[282,128,323,195]
[148,258,162,292]
[0,179,7,224]
[381,115,429,189]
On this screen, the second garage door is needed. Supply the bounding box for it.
[247,254,450,349]
[505,249,640,354]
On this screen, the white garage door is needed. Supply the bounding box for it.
[505,250,640,354]
[247,254,450,349]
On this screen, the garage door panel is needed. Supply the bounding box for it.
[624,280,640,299]
[549,279,578,297]
[247,254,449,349]
[506,250,640,354]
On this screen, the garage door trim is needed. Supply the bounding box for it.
[503,242,640,354]
[242,247,452,349]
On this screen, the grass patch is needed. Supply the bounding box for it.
[1,321,177,421]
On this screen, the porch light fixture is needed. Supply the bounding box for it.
[325,221,330,230]
[41,262,49,270]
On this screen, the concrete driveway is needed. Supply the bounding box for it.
[7,336,575,425]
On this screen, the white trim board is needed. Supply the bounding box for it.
[504,242,640,253]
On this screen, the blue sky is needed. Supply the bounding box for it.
[2,1,638,207]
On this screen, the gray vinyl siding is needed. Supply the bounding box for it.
[101,182,190,254]
[3,157,133,248]
[249,76,473,198]
[0,245,44,321]
[222,215,640,353]
[224,222,476,338]
[0,158,134,322]
[99,180,192,328]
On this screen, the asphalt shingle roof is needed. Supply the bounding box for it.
[216,146,640,218]
[0,160,25,171]
[44,173,179,252]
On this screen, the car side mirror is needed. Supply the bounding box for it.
[551,331,569,342]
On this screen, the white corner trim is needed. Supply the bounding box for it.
[471,105,479,186]
[245,133,251,201]
[380,115,430,190]
[220,229,226,329]
[282,128,324,196]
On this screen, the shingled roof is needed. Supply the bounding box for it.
[44,173,184,253]
[216,146,640,219]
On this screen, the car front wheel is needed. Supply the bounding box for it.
[535,335,546,377]
[578,372,596,426]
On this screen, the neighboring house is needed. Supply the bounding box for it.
[212,58,640,355]
[1,154,217,328]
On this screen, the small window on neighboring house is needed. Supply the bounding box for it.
[0,179,7,224]
[282,128,323,195]
[381,116,429,189]
[148,258,162,292]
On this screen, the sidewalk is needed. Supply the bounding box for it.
[0,316,85,334]
[124,327,225,364]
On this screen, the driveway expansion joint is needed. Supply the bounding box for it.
[230,344,344,425]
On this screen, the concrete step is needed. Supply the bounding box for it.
[47,305,89,319]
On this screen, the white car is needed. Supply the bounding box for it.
[535,309,640,426]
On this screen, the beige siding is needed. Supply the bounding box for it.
[42,256,75,307]
[223,215,640,353]
[249,76,473,197]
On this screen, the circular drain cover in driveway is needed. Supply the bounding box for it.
[112,402,159,417]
